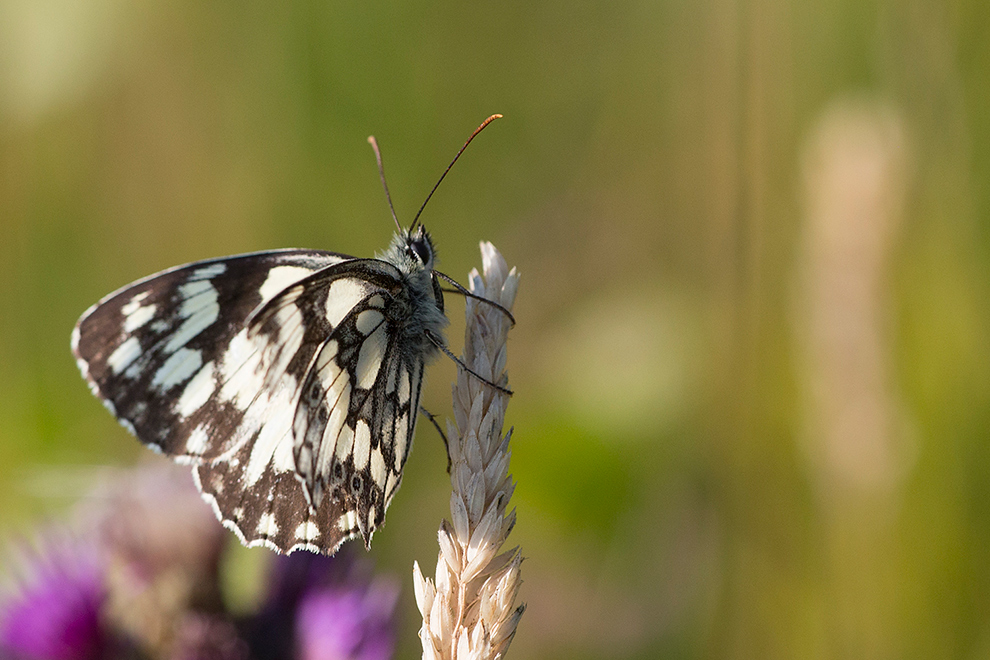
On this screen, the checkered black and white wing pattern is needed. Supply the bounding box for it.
[72,247,434,555]
[217,258,428,552]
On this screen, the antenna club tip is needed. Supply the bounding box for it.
[367,135,377,145]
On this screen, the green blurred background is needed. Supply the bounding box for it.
[2,1,989,658]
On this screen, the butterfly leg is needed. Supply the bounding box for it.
[419,406,452,473]
[424,330,513,396]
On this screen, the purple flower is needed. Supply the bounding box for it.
[246,550,398,660]
[295,578,398,660]
[0,541,107,660]
[0,463,401,660]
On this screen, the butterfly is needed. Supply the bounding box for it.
[72,116,504,555]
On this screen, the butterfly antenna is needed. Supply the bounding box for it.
[368,135,403,234]
[408,114,502,233]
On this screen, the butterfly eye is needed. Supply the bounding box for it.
[411,239,432,265]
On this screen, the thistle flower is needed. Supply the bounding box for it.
[1,461,400,660]
[249,549,399,660]
[413,243,524,660]
[295,574,398,660]
[0,538,110,660]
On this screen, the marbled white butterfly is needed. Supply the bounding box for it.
[72,116,502,555]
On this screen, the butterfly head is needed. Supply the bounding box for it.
[378,225,445,319]
[396,225,437,273]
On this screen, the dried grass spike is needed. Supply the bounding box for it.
[413,243,523,660]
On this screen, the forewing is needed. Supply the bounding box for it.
[72,249,354,553]
[72,249,350,451]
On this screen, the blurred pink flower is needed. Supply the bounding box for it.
[0,540,110,660]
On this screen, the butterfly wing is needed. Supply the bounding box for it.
[72,249,349,448]
[72,249,399,554]
[252,261,426,546]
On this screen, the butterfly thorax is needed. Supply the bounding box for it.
[377,227,448,360]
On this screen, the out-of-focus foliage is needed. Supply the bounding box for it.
[1,1,988,658]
